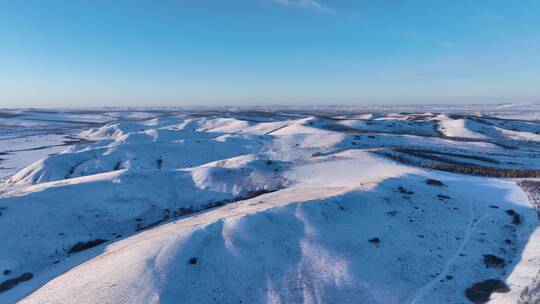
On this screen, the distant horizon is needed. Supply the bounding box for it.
[3,102,540,111]
[1,0,539,107]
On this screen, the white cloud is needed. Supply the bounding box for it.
[271,0,331,13]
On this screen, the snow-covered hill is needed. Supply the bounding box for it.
[0,108,539,303]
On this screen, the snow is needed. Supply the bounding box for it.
[284,150,417,188]
[15,165,538,304]
[493,125,540,142]
[0,108,539,304]
[437,115,488,139]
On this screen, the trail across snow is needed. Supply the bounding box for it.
[409,200,492,303]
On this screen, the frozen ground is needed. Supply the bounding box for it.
[0,105,539,304]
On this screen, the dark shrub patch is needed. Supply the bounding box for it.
[378,148,540,178]
[505,209,522,225]
[2,270,10,275]
[201,200,227,209]
[188,257,198,265]
[68,239,108,254]
[387,210,397,217]
[488,205,499,209]
[368,237,380,244]
[135,209,172,232]
[465,279,510,303]
[425,179,445,186]
[0,272,33,293]
[483,254,505,269]
[398,186,414,195]
[174,207,194,217]
[437,194,451,200]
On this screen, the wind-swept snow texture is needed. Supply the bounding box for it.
[0,107,539,304]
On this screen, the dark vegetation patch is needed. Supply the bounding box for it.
[408,114,437,121]
[368,237,380,244]
[68,239,108,254]
[136,209,171,231]
[0,272,33,293]
[437,194,451,200]
[201,189,277,210]
[387,210,398,217]
[397,186,414,195]
[394,147,501,164]
[517,180,540,219]
[156,158,163,169]
[62,136,94,145]
[319,120,436,136]
[465,279,510,303]
[188,257,198,265]
[137,190,279,232]
[5,137,93,154]
[505,209,522,225]
[483,254,506,269]
[0,112,23,118]
[379,150,540,178]
[64,159,89,179]
[2,270,10,275]
[174,207,194,217]
[425,178,445,186]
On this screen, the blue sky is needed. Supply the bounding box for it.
[1,0,539,107]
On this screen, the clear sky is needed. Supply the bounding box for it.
[1,0,539,107]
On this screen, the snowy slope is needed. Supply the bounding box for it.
[437,115,489,139]
[14,152,538,304]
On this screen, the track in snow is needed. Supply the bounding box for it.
[409,200,492,303]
